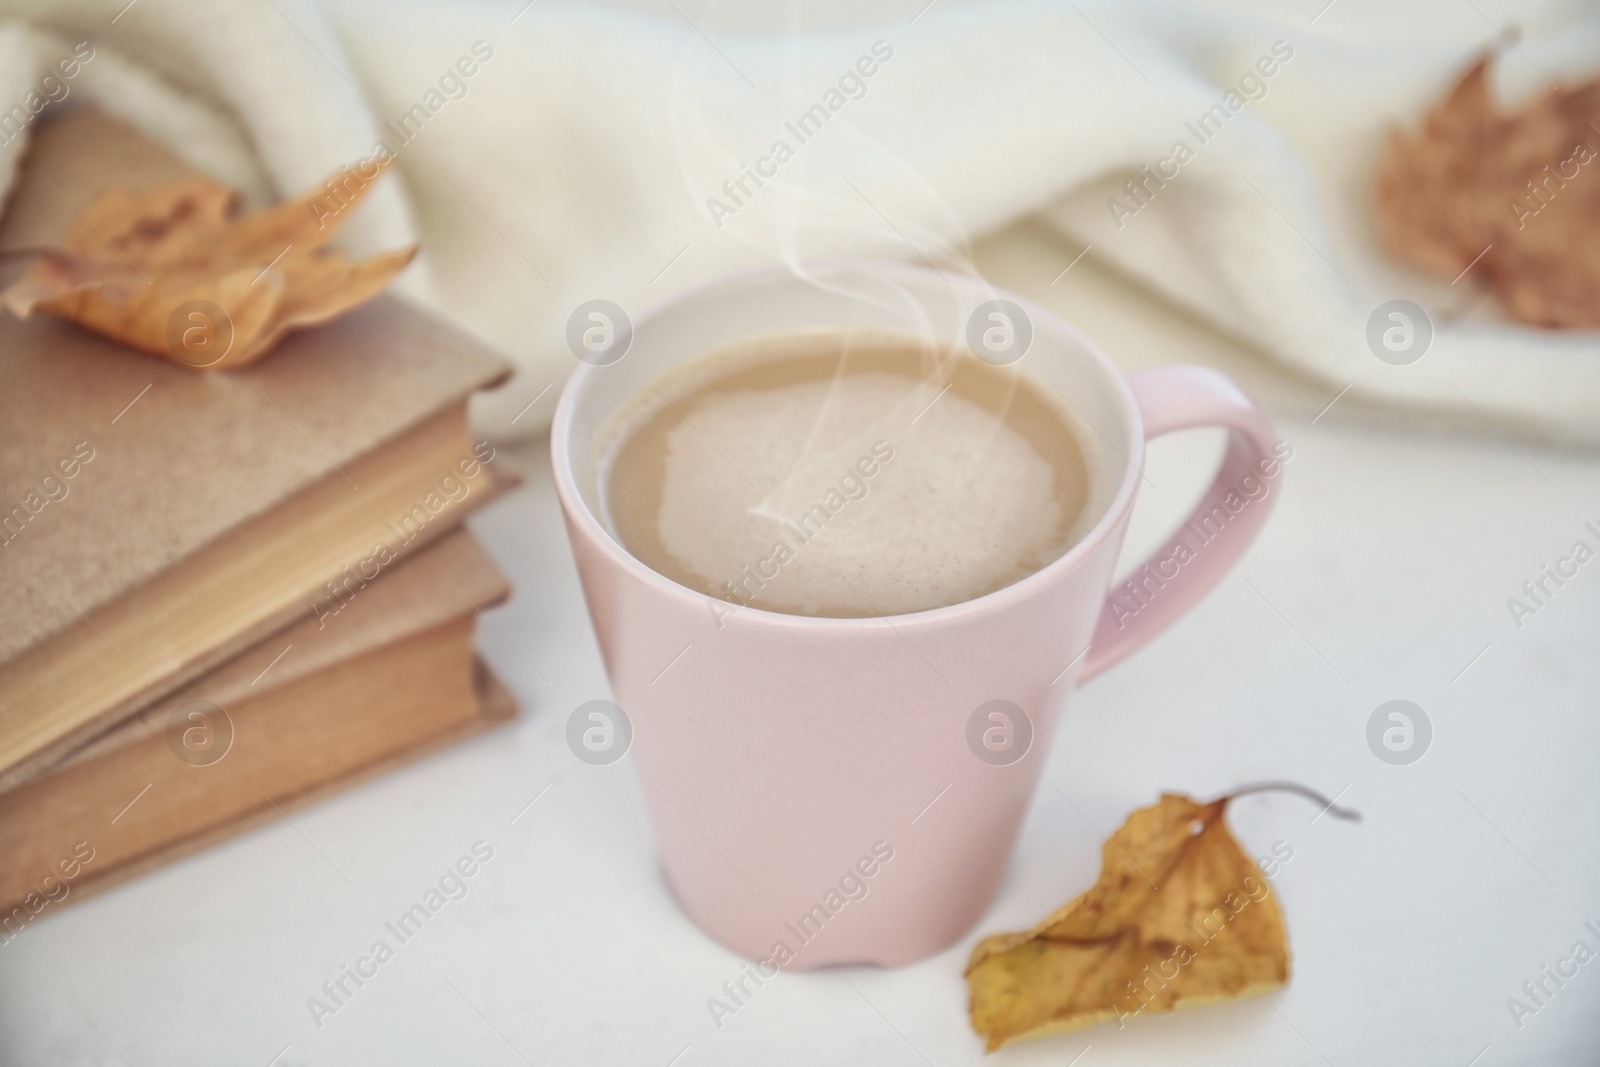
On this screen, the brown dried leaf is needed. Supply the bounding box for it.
[0,163,415,369]
[1374,53,1600,328]
[965,793,1289,1051]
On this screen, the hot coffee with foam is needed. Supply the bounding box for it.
[601,330,1104,618]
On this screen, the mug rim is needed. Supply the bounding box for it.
[550,260,1145,630]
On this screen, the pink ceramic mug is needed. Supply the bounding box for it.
[551,262,1280,967]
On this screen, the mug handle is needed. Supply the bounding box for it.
[1079,366,1282,682]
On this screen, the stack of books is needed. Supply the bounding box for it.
[0,111,518,936]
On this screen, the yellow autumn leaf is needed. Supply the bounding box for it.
[1,160,414,370]
[966,792,1295,1051]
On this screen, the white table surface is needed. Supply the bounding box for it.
[4,224,1598,1066]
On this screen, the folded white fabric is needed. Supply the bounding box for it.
[0,0,1595,443]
